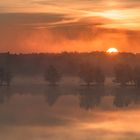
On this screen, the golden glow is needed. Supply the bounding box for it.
[107,48,119,53]
[0,0,140,53]
[99,10,124,20]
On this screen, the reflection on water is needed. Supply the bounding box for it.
[0,80,140,140]
[1,85,140,109]
[79,87,105,110]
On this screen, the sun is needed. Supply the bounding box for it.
[107,48,119,53]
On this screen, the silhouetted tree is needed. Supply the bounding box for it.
[44,65,61,86]
[79,63,105,86]
[79,63,95,86]
[114,63,133,86]
[95,66,105,85]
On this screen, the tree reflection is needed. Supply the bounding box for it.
[0,84,140,109]
[79,87,105,110]
[113,87,140,108]
[44,87,62,106]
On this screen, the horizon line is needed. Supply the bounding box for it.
[0,51,139,55]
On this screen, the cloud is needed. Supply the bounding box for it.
[0,13,110,52]
[0,13,140,53]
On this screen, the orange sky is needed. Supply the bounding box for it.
[0,0,140,53]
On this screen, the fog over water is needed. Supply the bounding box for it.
[0,76,140,140]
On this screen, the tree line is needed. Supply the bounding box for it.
[0,52,140,87]
[0,52,139,76]
[0,62,140,87]
[44,63,140,87]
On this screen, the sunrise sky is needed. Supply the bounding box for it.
[0,0,140,53]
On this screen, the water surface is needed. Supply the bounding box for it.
[0,77,140,140]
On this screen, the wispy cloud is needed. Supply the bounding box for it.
[0,1,140,52]
[0,0,139,30]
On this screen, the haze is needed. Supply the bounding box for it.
[0,0,140,53]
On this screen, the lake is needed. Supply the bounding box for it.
[0,76,140,140]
